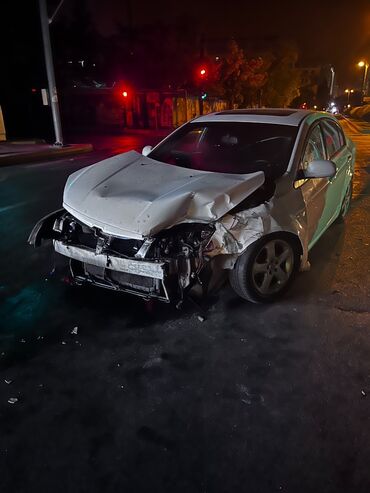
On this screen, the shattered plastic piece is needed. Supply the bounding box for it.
[197,315,206,322]
[71,326,78,335]
[361,390,366,396]
[4,380,12,385]
[61,341,66,345]
[8,397,18,404]
[300,260,311,272]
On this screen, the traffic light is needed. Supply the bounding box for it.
[122,90,128,98]
[199,67,207,79]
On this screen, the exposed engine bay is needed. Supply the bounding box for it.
[34,210,219,302]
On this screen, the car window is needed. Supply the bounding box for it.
[149,122,297,179]
[302,125,326,169]
[295,125,325,188]
[321,120,343,158]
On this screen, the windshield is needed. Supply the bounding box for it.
[149,122,297,178]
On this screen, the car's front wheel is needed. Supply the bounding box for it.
[229,235,299,303]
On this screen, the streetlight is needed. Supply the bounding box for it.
[357,61,369,96]
[345,88,354,105]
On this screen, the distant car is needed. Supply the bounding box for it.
[29,109,355,303]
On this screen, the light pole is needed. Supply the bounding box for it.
[39,0,64,146]
[329,66,335,99]
[345,88,354,106]
[357,61,369,96]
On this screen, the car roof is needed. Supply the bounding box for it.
[191,108,324,127]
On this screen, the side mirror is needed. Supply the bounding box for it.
[142,145,153,157]
[304,160,336,179]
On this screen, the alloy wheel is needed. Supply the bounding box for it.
[251,239,294,296]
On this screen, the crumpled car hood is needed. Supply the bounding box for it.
[63,150,265,239]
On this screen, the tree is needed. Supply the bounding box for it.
[261,42,301,108]
[217,40,267,108]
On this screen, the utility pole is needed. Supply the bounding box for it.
[39,0,63,146]
[198,34,205,116]
[329,66,335,99]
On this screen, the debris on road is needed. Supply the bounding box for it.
[361,390,366,396]
[8,397,18,404]
[61,341,66,345]
[71,326,78,335]
[197,315,206,322]
[4,380,12,385]
[143,357,162,368]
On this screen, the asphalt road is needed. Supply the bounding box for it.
[0,127,369,493]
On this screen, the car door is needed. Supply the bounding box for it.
[295,123,330,248]
[320,119,352,220]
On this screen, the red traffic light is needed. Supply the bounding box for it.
[122,91,128,98]
[199,67,207,78]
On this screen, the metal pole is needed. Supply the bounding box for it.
[362,64,369,96]
[39,0,63,146]
[184,89,188,122]
[329,66,335,99]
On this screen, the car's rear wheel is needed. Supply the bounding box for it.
[336,178,352,222]
[229,235,299,303]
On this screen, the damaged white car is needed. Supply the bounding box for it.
[29,109,355,303]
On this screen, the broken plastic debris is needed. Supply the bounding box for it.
[4,380,12,385]
[8,397,18,404]
[361,390,366,396]
[71,326,78,335]
[197,315,206,322]
[61,341,66,345]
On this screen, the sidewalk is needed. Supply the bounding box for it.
[342,116,370,134]
[0,140,93,166]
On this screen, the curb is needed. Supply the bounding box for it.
[0,144,93,167]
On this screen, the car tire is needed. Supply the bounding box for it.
[229,234,300,303]
[335,178,353,223]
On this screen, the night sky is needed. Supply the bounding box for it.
[80,0,370,87]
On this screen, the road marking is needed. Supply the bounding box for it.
[0,200,32,214]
